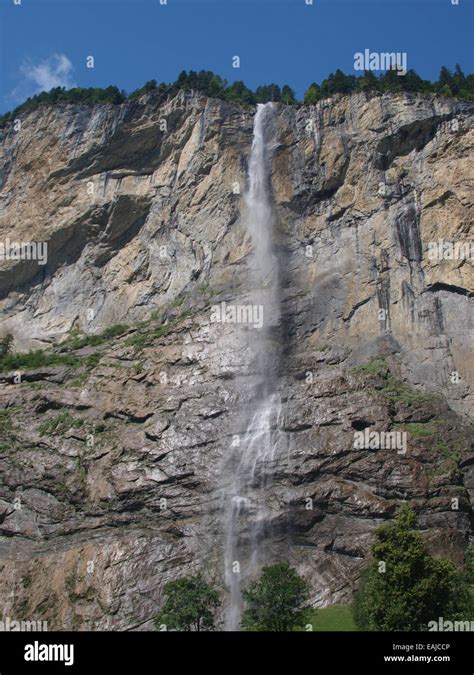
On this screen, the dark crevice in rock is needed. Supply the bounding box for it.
[351,420,373,431]
[104,411,153,424]
[375,114,451,170]
[424,282,472,297]
[343,295,373,323]
[393,201,422,261]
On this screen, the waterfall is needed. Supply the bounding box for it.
[223,103,283,631]
[244,102,280,348]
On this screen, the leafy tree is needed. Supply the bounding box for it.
[353,505,470,631]
[154,574,220,632]
[459,541,474,616]
[241,562,311,632]
[439,84,454,98]
[303,82,323,104]
[207,74,227,98]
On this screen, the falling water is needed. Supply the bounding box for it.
[224,103,284,630]
[244,103,280,346]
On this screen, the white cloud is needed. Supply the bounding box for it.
[7,53,76,104]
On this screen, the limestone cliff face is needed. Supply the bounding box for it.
[0,90,472,629]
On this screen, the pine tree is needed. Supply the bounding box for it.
[255,84,281,103]
[0,333,13,359]
[281,85,297,105]
[356,70,380,92]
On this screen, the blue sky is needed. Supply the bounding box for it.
[0,0,473,113]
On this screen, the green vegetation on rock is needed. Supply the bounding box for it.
[38,412,84,437]
[352,357,389,378]
[0,349,79,372]
[353,357,436,405]
[124,323,173,349]
[436,439,468,463]
[63,323,129,350]
[394,422,436,437]
[125,310,193,350]
[0,333,14,359]
[380,378,436,405]
[0,409,12,434]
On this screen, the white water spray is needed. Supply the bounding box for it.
[224,103,284,630]
[244,103,280,335]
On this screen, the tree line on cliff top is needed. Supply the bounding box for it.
[1,64,473,128]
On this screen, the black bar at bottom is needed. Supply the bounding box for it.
[1,631,472,673]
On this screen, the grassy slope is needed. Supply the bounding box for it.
[305,605,357,632]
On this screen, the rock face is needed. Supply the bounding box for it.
[0,90,472,629]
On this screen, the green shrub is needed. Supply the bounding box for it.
[125,311,192,350]
[381,377,436,405]
[352,357,389,378]
[38,412,84,436]
[353,358,436,405]
[0,350,79,371]
[394,422,435,437]
[436,440,467,463]
[65,323,129,350]
[124,323,172,349]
